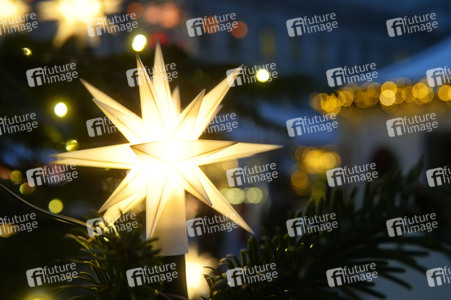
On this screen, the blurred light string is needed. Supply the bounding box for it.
[0,183,88,229]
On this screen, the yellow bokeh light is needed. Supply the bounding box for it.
[291,170,308,189]
[412,82,430,99]
[0,223,17,238]
[54,102,68,117]
[256,69,270,82]
[379,90,396,106]
[337,89,354,107]
[132,34,147,52]
[320,94,341,114]
[438,85,451,101]
[23,48,32,56]
[366,82,381,97]
[221,188,246,204]
[381,81,397,93]
[65,139,79,152]
[246,187,264,203]
[25,293,52,300]
[49,199,64,214]
[10,170,22,185]
[301,148,340,174]
[309,93,322,112]
[354,91,373,108]
[20,183,35,195]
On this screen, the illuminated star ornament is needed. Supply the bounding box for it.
[0,0,29,20]
[53,44,280,255]
[38,0,122,46]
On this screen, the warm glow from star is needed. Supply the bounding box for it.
[52,43,281,255]
[0,0,28,19]
[38,0,123,46]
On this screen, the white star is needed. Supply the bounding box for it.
[53,44,281,254]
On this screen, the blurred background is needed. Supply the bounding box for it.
[0,0,451,299]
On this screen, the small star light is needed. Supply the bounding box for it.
[38,0,123,46]
[52,43,281,255]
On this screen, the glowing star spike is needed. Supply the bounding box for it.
[52,43,282,255]
[38,0,123,47]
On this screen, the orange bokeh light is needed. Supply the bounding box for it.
[232,21,248,39]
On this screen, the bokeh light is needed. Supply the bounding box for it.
[0,223,17,238]
[127,2,144,18]
[144,2,181,28]
[437,85,451,101]
[245,187,264,203]
[22,47,32,56]
[221,187,246,204]
[54,102,68,117]
[20,183,35,195]
[379,90,396,106]
[10,170,22,185]
[49,199,64,214]
[231,21,248,39]
[65,139,79,152]
[132,34,147,52]
[256,69,270,82]
[297,148,341,174]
